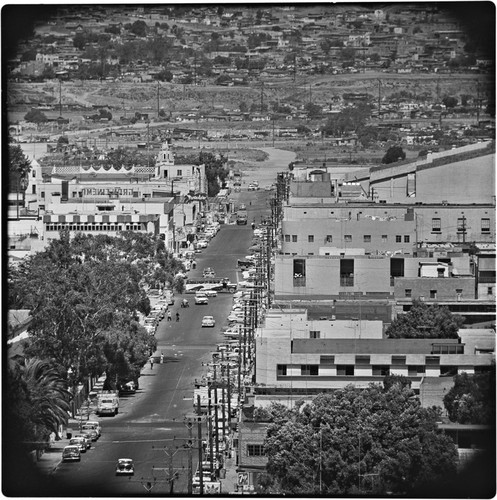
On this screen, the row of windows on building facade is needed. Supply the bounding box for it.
[45,223,145,232]
[282,217,492,244]
[284,234,412,243]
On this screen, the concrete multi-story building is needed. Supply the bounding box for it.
[253,309,495,400]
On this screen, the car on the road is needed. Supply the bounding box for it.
[79,425,98,441]
[195,294,209,305]
[69,437,87,453]
[74,433,92,449]
[86,420,101,438]
[62,445,81,462]
[201,289,218,297]
[115,458,134,476]
[203,268,216,278]
[197,239,209,249]
[201,316,216,327]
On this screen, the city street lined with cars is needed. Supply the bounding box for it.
[42,191,267,494]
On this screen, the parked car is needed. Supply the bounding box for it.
[203,267,216,278]
[115,458,134,476]
[73,433,92,449]
[62,445,81,462]
[69,437,87,453]
[86,420,101,438]
[201,316,216,327]
[197,239,209,249]
[80,424,99,441]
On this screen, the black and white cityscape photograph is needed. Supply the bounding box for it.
[3,2,496,497]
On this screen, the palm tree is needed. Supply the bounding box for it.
[21,358,72,440]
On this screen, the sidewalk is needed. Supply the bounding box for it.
[36,414,88,475]
[222,455,240,494]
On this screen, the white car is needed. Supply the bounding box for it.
[201,289,218,297]
[116,458,134,476]
[201,316,216,327]
[195,294,209,305]
[197,240,209,249]
[227,312,244,323]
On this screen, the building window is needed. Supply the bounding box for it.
[344,235,352,242]
[41,191,45,199]
[408,365,425,376]
[363,235,371,243]
[292,235,297,242]
[32,185,36,194]
[293,259,306,287]
[176,169,183,176]
[320,355,335,365]
[372,365,390,376]
[326,235,333,243]
[430,289,437,299]
[405,289,412,298]
[247,444,265,457]
[488,287,493,295]
[308,235,314,243]
[340,259,354,287]
[392,355,406,365]
[277,364,287,376]
[431,344,464,355]
[32,170,36,177]
[395,235,402,243]
[404,235,410,243]
[440,366,458,377]
[285,234,290,242]
[337,365,354,376]
[309,330,320,339]
[425,356,440,365]
[355,355,370,365]
[456,288,463,299]
[382,235,388,242]
[482,218,490,233]
[432,218,441,233]
[301,365,319,376]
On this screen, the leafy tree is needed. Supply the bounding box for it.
[7,231,184,388]
[386,299,464,339]
[442,96,458,108]
[381,145,406,164]
[304,102,322,118]
[443,370,496,424]
[130,20,148,37]
[24,108,48,123]
[8,144,32,191]
[156,68,173,82]
[322,103,371,137]
[263,385,458,495]
[340,47,356,63]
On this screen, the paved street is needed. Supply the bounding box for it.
[43,188,271,495]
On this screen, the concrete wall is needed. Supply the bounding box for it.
[283,204,495,245]
[415,154,495,204]
[281,218,416,255]
[274,255,446,298]
[394,277,476,301]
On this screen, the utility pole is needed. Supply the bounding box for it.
[196,396,204,495]
[184,419,193,494]
[377,79,381,117]
[59,78,62,117]
[207,382,214,475]
[260,81,264,112]
[476,81,480,126]
[157,80,160,118]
